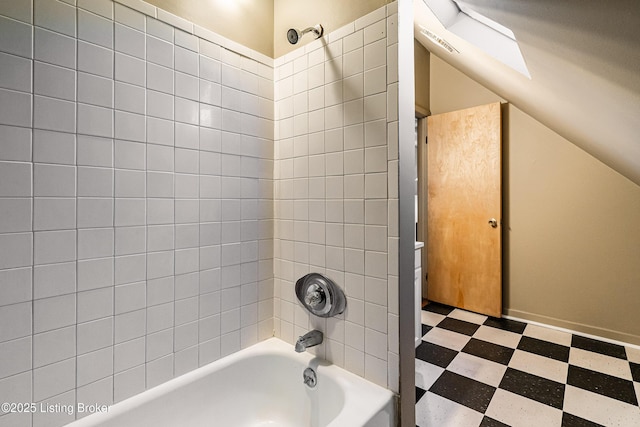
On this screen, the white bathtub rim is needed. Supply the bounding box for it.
[67,337,394,427]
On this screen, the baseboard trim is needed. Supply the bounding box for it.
[503,308,640,350]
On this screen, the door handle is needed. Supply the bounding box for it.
[488,218,498,228]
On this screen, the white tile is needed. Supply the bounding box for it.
[34,293,76,333]
[0,0,32,23]
[449,352,508,387]
[147,35,173,68]
[175,46,198,76]
[115,254,146,285]
[363,93,386,122]
[448,308,487,325]
[145,16,172,41]
[78,316,113,354]
[146,117,174,146]
[569,347,632,380]
[114,198,144,227]
[115,52,145,86]
[115,226,145,256]
[115,23,145,59]
[114,3,144,31]
[0,125,31,162]
[0,15,33,59]
[423,326,471,352]
[78,0,113,19]
[34,0,76,37]
[416,391,485,427]
[147,90,174,120]
[77,347,113,387]
[508,349,568,383]
[78,40,113,79]
[33,95,74,133]
[115,81,145,114]
[0,89,31,130]
[70,173,104,205]
[147,62,173,94]
[78,9,113,49]
[34,27,74,68]
[0,160,31,198]
[473,325,522,349]
[486,389,562,427]
[114,365,145,403]
[200,56,221,83]
[77,198,113,229]
[0,52,32,93]
[176,71,199,101]
[76,376,113,418]
[78,71,113,108]
[115,281,146,314]
[77,287,113,323]
[114,169,144,198]
[0,267,31,306]
[0,198,32,233]
[78,135,113,167]
[33,358,75,402]
[78,103,113,138]
[32,327,74,369]
[147,144,174,172]
[33,262,75,299]
[626,346,640,364]
[364,65,386,96]
[33,163,75,197]
[364,39,386,71]
[0,336,31,378]
[33,198,76,231]
[78,227,114,259]
[0,301,31,342]
[115,110,145,142]
[176,97,200,125]
[522,323,573,347]
[115,139,145,170]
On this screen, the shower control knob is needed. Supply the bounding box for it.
[304,284,325,308]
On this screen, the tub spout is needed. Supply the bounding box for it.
[295,330,323,352]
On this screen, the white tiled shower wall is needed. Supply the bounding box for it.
[272,3,400,391]
[0,0,275,425]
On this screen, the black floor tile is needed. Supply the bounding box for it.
[484,317,527,334]
[480,416,510,427]
[462,338,514,365]
[517,336,570,362]
[567,365,638,406]
[416,341,458,368]
[415,386,426,403]
[429,370,496,414]
[630,361,640,382]
[562,412,604,427]
[421,324,432,337]
[438,317,481,336]
[499,367,565,409]
[571,335,627,360]
[424,303,454,316]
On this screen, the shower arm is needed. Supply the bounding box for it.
[301,25,323,39]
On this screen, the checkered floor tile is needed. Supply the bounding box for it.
[416,303,640,426]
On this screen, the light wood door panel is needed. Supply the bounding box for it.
[427,102,502,317]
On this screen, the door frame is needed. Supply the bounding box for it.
[416,114,428,302]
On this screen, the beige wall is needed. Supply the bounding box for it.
[145,0,274,57]
[274,0,390,57]
[430,56,640,345]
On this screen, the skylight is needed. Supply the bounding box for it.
[421,0,531,78]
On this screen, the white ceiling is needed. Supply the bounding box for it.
[414,0,640,186]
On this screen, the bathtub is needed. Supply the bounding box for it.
[68,338,395,427]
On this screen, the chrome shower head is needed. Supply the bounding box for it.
[287,24,323,45]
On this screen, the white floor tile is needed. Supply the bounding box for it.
[449,309,487,325]
[416,391,484,427]
[447,352,507,387]
[473,325,522,349]
[635,382,640,407]
[415,358,444,391]
[485,389,562,427]
[508,349,568,383]
[626,345,640,364]
[564,385,640,426]
[423,327,472,352]
[523,324,572,346]
[421,310,445,327]
[569,347,632,380]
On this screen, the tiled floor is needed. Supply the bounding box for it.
[416,303,640,426]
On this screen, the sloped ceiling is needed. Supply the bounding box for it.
[414,0,640,186]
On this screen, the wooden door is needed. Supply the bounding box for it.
[427,102,502,317]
